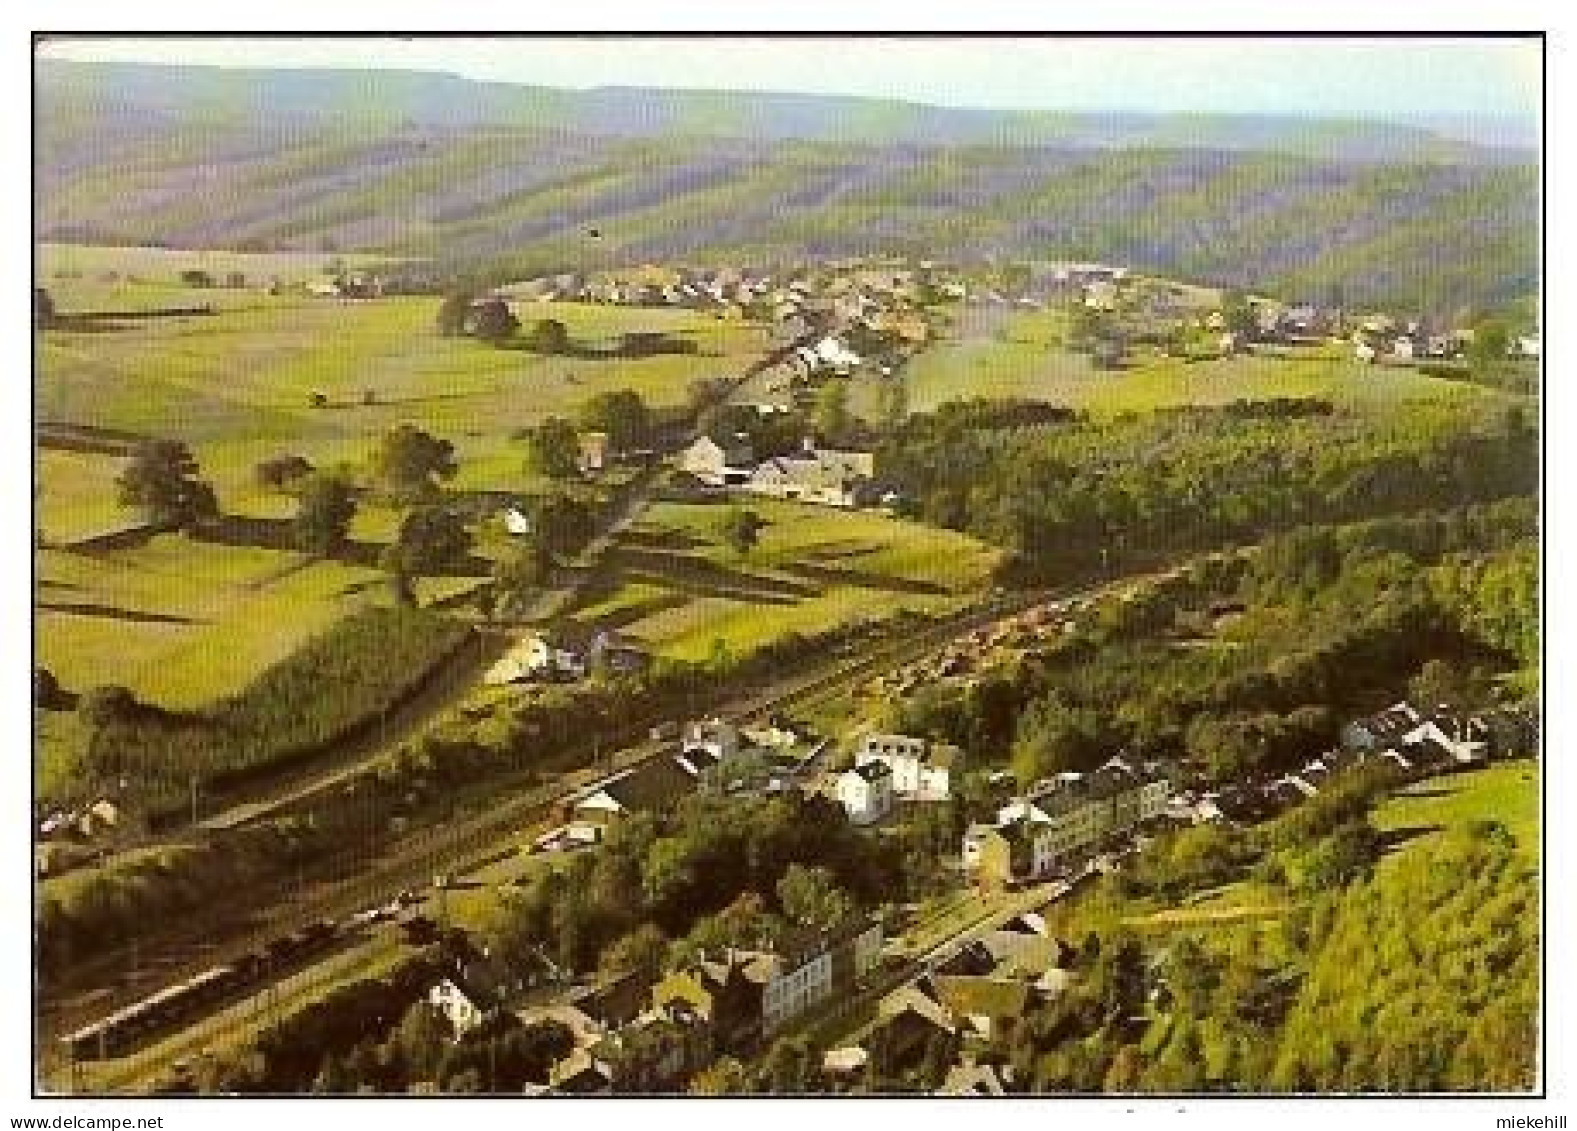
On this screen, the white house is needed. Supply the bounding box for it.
[836,761,894,825]
[812,336,862,374]
[426,953,528,1038]
[855,733,956,801]
[1354,342,1378,364]
[759,915,883,1033]
[503,507,533,536]
[683,717,741,763]
[1392,336,1418,360]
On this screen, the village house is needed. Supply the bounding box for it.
[969,759,1172,883]
[72,797,120,839]
[426,950,534,1038]
[937,1060,1010,1096]
[928,973,1033,1044]
[486,626,649,685]
[502,506,533,536]
[653,952,769,1055]
[868,983,959,1068]
[683,717,741,763]
[743,441,880,509]
[656,915,882,1047]
[836,760,894,825]
[855,733,958,801]
[568,755,700,829]
[679,433,755,487]
[1342,700,1490,767]
[759,915,883,1034]
[577,431,610,474]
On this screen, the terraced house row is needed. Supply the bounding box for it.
[962,757,1172,887]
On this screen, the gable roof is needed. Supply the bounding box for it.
[938,1061,1007,1096]
[576,755,697,814]
[878,983,957,1034]
[930,974,1033,1020]
[438,951,520,1011]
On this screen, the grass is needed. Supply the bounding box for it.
[569,497,1000,663]
[896,306,1506,419]
[35,536,387,711]
[37,450,134,543]
[1372,759,1540,869]
[38,288,763,525]
[36,261,771,777]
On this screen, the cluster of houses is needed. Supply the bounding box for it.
[485,625,651,685]
[678,434,888,509]
[537,717,820,850]
[961,757,1173,888]
[827,908,1079,1094]
[1172,699,1533,827]
[511,259,950,330]
[406,690,1533,1093]
[303,272,386,299]
[36,796,122,843]
[421,911,885,1094]
[1349,316,1540,365]
[834,732,960,825]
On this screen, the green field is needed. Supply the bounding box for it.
[36,537,387,711]
[891,306,1501,418]
[37,254,770,716]
[39,293,762,513]
[37,242,391,313]
[1373,759,1540,868]
[36,449,135,543]
[569,496,1001,662]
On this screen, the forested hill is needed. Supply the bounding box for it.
[36,60,1539,312]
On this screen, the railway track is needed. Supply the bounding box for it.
[37,577,1113,1061]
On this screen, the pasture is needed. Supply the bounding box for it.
[569,496,1000,663]
[38,255,767,524]
[891,304,1503,419]
[36,538,389,711]
[1373,759,1539,868]
[35,253,774,801]
[37,242,390,313]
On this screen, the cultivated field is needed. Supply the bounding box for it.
[569,496,1001,663]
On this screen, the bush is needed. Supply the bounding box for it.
[83,608,474,819]
[79,684,139,728]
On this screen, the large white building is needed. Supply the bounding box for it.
[836,761,894,825]
[856,733,958,801]
[760,916,884,1033]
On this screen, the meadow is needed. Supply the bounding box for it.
[568,496,1001,663]
[38,288,764,516]
[886,305,1501,419]
[36,539,389,709]
[36,251,769,689]
[1373,759,1540,868]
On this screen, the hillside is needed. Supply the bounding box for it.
[35,60,1539,311]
